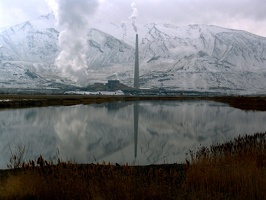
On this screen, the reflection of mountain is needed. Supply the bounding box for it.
[1,101,266,168]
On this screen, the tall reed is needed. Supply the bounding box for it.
[184,132,266,199]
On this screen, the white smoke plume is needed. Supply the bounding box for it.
[53,0,99,86]
[129,2,138,32]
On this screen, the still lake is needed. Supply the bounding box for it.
[1,100,266,169]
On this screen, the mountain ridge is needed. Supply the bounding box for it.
[0,13,266,94]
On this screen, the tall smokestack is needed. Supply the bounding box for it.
[134,34,139,89]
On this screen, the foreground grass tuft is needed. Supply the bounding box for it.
[0,132,265,199]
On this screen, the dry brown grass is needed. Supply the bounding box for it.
[184,132,266,199]
[0,157,184,200]
[0,132,265,200]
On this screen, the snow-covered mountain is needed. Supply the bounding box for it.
[1,13,266,94]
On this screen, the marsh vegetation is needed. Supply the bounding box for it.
[0,132,265,199]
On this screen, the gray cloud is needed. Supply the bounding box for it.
[0,0,50,26]
[94,0,266,36]
[126,0,266,24]
[0,0,266,37]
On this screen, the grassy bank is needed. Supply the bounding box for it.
[0,132,265,199]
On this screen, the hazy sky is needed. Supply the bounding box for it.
[1,0,266,37]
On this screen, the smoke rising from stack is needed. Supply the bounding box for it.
[129,2,138,32]
[128,2,140,89]
[53,0,98,86]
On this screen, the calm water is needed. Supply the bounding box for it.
[1,100,266,169]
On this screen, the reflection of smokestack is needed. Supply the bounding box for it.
[134,102,139,158]
[134,34,139,89]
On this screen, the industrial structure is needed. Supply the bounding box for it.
[134,34,139,89]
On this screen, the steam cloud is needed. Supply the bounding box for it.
[129,2,138,32]
[54,0,98,86]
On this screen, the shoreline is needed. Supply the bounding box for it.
[0,94,266,111]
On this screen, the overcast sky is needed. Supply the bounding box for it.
[1,0,266,37]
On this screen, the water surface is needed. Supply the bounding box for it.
[1,100,266,169]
